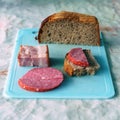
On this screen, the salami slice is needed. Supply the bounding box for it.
[67,48,89,67]
[18,67,64,92]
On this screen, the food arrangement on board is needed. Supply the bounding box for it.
[17,11,100,92]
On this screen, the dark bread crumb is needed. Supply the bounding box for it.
[38,11,100,46]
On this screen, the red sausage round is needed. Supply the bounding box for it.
[67,48,89,67]
[18,67,64,92]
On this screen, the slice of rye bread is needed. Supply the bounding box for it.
[37,11,100,46]
[64,50,100,76]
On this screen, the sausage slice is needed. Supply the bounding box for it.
[67,48,89,67]
[18,67,64,92]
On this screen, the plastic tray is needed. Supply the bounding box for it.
[3,28,115,99]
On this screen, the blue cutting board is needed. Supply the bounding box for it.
[3,28,115,99]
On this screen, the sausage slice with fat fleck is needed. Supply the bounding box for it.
[18,67,64,92]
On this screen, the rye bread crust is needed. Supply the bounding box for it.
[64,50,100,76]
[38,11,100,46]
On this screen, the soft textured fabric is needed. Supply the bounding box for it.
[0,0,120,120]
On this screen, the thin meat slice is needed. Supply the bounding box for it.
[67,48,89,67]
[18,67,64,92]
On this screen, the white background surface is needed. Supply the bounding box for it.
[0,0,120,120]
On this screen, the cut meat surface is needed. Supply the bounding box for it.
[67,48,89,67]
[18,67,64,92]
[18,45,49,67]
